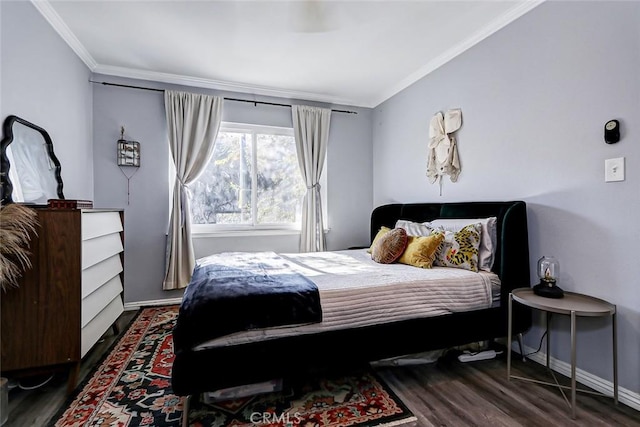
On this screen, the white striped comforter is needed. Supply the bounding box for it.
[194,249,499,351]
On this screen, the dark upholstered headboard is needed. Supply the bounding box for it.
[370,201,530,308]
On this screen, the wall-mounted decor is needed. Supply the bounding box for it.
[117,126,140,204]
[604,119,620,144]
[117,128,141,167]
[427,108,462,195]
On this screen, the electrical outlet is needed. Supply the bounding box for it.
[605,157,625,182]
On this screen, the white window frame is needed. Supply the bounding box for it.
[191,122,327,236]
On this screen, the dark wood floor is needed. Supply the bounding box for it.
[376,356,640,427]
[4,310,639,426]
[4,310,138,427]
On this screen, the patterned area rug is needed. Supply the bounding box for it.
[49,306,417,427]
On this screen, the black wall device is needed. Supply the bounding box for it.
[604,119,620,144]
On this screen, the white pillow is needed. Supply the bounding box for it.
[428,217,497,272]
[395,219,435,237]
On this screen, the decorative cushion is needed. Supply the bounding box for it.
[368,226,391,253]
[371,228,408,264]
[395,219,435,237]
[432,223,482,272]
[397,233,444,268]
[429,217,497,271]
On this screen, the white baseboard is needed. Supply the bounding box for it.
[512,343,640,412]
[124,297,183,311]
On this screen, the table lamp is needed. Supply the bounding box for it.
[534,255,564,298]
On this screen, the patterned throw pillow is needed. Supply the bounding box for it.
[397,233,444,268]
[432,223,482,272]
[371,228,408,264]
[428,218,497,272]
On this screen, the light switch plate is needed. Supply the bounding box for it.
[605,157,625,182]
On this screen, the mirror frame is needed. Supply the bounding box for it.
[1,115,64,205]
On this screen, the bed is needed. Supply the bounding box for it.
[171,201,532,396]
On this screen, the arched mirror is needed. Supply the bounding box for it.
[1,115,64,205]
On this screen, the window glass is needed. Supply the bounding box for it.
[190,123,306,229]
[256,133,304,224]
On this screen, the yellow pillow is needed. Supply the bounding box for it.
[397,233,444,268]
[367,226,391,253]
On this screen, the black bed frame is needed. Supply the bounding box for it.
[172,201,532,396]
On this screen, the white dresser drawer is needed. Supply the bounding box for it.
[82,254,123,299]
[79,210,125,359]
[82,211,123,241]
[82,233,123,270]
[81,275,123,328]
[81,296,124,357]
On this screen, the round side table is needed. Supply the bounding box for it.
[507,287,617,419]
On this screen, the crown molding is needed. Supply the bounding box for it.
[30,0,97,70]
[33,0,542,110]
[371,0,546,107]
[93,64,367,108]
[31,1,365,108]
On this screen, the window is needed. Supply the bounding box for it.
[190,123,308,231]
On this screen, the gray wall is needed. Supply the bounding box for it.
[372,1,639,395]
[1,1,93,201]
[92,75,373,303]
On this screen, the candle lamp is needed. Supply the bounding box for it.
[533,255,564,298]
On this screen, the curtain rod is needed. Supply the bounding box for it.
[89,80,358,115]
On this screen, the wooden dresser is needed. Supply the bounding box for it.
[0,208,124,390]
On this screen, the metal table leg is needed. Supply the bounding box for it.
[546,312,551,368]
[570,310,577,420]
[613,311,618,405]
[507,293,513,381]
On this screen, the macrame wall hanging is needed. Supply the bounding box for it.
[427,109,462,196]
[117,126,141,205]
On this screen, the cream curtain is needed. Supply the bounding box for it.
[163,90,223,290]
[292,105,331,252]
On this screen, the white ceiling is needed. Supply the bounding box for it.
[37,1,542,108]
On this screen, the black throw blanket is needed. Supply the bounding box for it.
[173,252,322,352]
